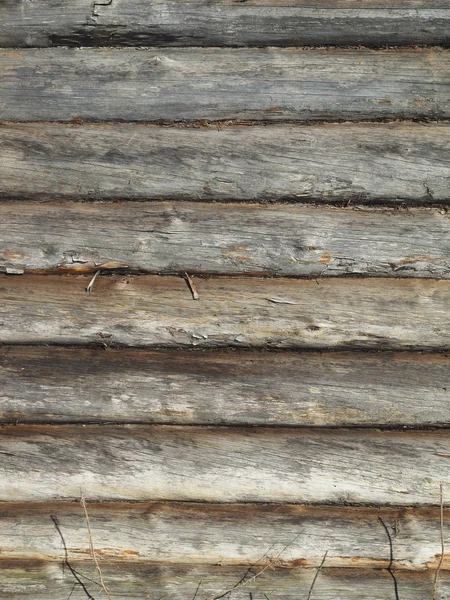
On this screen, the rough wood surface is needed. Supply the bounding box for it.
[0,562,447,600]
[3,202,450,277]
[1,0,449,47]
[0,424,449,504]
[2,347,450,426]
[2,48,450,122]
[2,275,450,350]
[1,123,449,203]
[1,501,449,569]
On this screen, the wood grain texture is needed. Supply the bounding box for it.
[4,202,450,277]
[1,123,449,203]
[2,347,450,426]
[2,48,450,122]
[0,424,449,504]
[1,562,447,600]
[1,0,449,47]
[2,275,450,350]
[0,501,449,569]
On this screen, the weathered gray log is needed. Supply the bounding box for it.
[1,0,449,47]
[0,425,449,503]
[0,562,446,600]
[1,123,449,203]
[2,48,450,122]
[1,275,450,350]
[2,347,450,426]
[0,501,448,569]
[3,202,450,277]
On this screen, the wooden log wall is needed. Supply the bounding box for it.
[1,2,450,599]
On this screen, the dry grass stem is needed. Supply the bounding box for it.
[206,531,303,600]
[81,493,113,600]
[433,482,445,600]
[306,550,328,600]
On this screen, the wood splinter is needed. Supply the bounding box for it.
[1,267,24,275]
[184,272,199,300]
[86,270,101,293]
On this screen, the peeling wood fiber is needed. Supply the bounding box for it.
[2,347,450,426]
[0,424,449,503]
[1,0,449,47]
[3,202,450,277]
[1,123,449,203]
[1,48,450,122]
[2,275,450,350]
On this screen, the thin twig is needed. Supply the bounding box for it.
[81,494,113,600]
[378,517,400,600]
[207,531,303,600]
[183,272,199,300]
[86,270,101,293]
[67,582,78,600]
[306,550,328,600]
[51,515,96,600]
[192,580,202,600]
[206,546,275,600]
[433,482,445,600]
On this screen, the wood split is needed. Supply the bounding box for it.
[184,272,199,300]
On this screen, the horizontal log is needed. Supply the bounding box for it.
[1,123,449,203]
[0,562,447,600]
[2,48,450,122]
[0,425,449,503]
[0,501,448,569]
[2,347,450,426]
[1,275,450,350]
[3,202,450,277]
[1,0,449,47]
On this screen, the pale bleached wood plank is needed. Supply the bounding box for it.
[0,562,445,600]
[3,202,450,278]
[1,123,449,203]
[1,0,449,47]
[0,501,448,569]
[0,425,448,503]
[2,347,450,426]
[1,275,450,350]
[2,48,450,122]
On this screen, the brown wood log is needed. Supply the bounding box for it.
[0,562,447,600]
[2,48,450,122]
[0,501,447,570]
[2,347,450,426]
[1,275,450,350]
[1,123,449,203]
[1,0,449,47]
[3,202,450,278]
[0,424,449,504]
